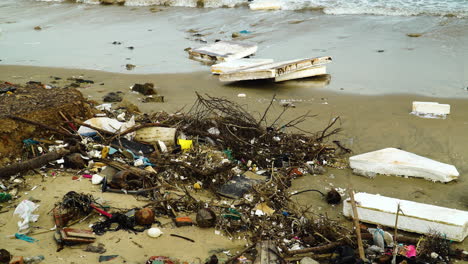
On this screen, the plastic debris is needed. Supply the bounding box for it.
[15,233,38,243]
[147,227,163,238]
[13,200,39,231]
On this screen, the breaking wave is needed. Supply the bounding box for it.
[33,0,468,17]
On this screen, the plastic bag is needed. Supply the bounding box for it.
[13,200,39,231]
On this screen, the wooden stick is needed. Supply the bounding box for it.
[0,147,77,178]
[73,119,114,137]
[392,203,401,264]
[286,241,345,255]
[349,189,365,261]
[225,244,256,264]
[107,123,164,143]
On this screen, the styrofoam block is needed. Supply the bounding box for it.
[211,59,274,74]
[412,101,450,115]
[349,148,459,182]
[189,41,258,62]
[343,192,468,242]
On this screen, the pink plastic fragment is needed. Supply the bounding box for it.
[405,245,416,258]
[82,174,93,179]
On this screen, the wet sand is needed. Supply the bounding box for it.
[0,65,467,262]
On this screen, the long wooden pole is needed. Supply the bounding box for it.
[349,189,365,260]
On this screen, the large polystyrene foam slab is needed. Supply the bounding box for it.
[412,101,450,115]
[343,192,468,242]
[349,148,459,182]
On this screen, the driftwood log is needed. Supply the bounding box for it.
[0,147,78,178]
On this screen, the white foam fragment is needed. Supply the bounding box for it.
[411,101,450,118]
[249,0,282,10]
[188,41,257,62]
[211,59,274,74]
[343,192,468,242]
[349,148,459,182]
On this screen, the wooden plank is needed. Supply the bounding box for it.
[64,228,96,239]
[254,241,280,264]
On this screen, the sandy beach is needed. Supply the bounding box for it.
[0,65,467,263]
[1,0,468,263]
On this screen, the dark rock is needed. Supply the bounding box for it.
[0,248,11,264]
[126,64,136,70]
[64,153,86,169]
[142,95,164,103]
[84,243,106,254]
[232,32,240,38]
[103,92,123,102]
[34,26,42,30]
[196,208,216,228]
[205,255,218,264]
[377,50,385,53]
[325,188,341,204]
[74,78,94,84]
[126,46,134,50]
[112,41,122,45]
[131,83,156,95]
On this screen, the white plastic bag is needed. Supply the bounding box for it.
[14,200,40,231]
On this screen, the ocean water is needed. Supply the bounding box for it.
[33,0,468,17]
[0,0,467,97]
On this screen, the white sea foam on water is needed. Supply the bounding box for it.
[29,0,468,18]
[124,0,245,8]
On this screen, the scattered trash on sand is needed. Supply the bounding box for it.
[1,81,466,263]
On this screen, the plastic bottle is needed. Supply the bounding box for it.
[24,255,44,264]
[0,192,12,202]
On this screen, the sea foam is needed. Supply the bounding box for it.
[33,0,468,17]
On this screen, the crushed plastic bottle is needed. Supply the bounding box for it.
[0,192,12,202]
[24,255,44,264]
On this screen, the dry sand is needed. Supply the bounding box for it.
[0,65,467,262]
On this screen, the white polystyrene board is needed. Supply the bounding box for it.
[274,65,326,82]
[343,192,468,242]
[211,59,274,74]
[190,41,258,62]
[412,101,450,115]
[349,148,459,182]
[219,56,332,82]
[249,0,281,10]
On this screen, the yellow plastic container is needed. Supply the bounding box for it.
[178,139,193,150]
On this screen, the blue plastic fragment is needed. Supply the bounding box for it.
[15,233,38,243]
[80,132,98,137]
[23,139,39,145]
[108,147,118,155]
[239,30,251,34]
